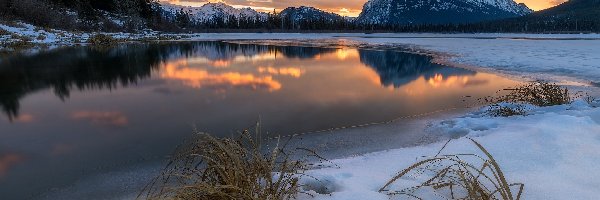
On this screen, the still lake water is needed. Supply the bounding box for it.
[0,41,520,198]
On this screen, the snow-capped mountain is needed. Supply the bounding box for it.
[356,0,532,25]
[161,2,268,23]
[280,6,349,23]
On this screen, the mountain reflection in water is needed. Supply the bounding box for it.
[0,41,519,199]
[1,42,484,120]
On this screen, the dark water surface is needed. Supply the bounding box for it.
[0,41,520,199]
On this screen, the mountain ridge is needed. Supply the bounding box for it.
[161,2,269,24]
[356,0,532,25]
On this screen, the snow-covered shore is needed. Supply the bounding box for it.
[0,21,183,52]
[300,100,600,199]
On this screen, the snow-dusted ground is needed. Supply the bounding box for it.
[300,100,600,200]
[0,21,182,51]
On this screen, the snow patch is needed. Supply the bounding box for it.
[302,100,600,199]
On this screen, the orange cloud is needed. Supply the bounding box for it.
[13,114,34,123]
[0,153,24,178]
[515,0,566,10]
[258,67,305,78]
[211,60,231,68]
[71,111,129,127]
[427,74,470,88]
[161,61,282,91]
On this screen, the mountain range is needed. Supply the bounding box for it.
[509,0,599,25]
[157,0,596,31]
[280,6,347,24]
[469,0,600,32]
[356,0,532,25]
[161,2,269,24]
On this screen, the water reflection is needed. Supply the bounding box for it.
[0,43,341,120]
[359,50,476,88]
[70,110,129,127]
[0,153,24,178]
[0,41,520,199]
[0,42,482,120]
[160,59,283,91]
[0,46,163,120]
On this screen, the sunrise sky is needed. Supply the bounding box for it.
[161,0,568,17]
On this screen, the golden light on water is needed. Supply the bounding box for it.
[427,74,470,88]
[0,154,24,178]
[70,111,129,127]
[211,60,231,68]
[258,67,305,78]
[155,47,519,108]
[336,48,358,60]
[161,58,283,91]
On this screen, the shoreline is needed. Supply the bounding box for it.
[4,34,598,199]
[37,101,477,200]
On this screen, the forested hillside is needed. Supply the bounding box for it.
[0,0,598,33]
[363,0,600,32]
[0,0,179,31]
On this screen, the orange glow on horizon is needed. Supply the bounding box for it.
[161,0,564,17]
[515,0,566,11]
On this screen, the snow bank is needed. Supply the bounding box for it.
[0,21,176,47]
[301,100,600,200]
[0,22,85,44]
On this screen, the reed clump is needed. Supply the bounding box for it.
[483,81,571,117]
[379,138,524,200]
[486,103,527,117]
[139,124,314,200]
[88,34,117,46]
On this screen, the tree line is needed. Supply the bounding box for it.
[1,0,597,33]
[171,9,356,31]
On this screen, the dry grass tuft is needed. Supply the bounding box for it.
[484,81,571,107]
[379,138,524,200]
[0,28,8,36]
[139,123,319,200]
[88,34,117,46]
[486,103,527,117]
[482,81,571,116]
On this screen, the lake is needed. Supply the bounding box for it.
[0,41,520,199]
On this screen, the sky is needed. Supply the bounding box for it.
[161,0,567,17]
